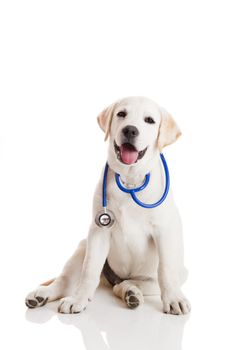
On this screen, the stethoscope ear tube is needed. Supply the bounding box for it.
[95,153,170,227]
[128,153,170,208]
[115,153,170,208]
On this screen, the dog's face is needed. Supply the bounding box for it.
[98,97,181,172]
[111,98,161,166]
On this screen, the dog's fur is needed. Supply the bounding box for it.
[26,97,190,315]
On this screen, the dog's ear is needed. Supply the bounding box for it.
[157,107,181,150]
[97,103,116,141]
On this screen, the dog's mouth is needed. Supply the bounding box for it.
[114,141,147,165]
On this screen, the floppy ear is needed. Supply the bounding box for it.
[97,103,116,141]
[157,107,181,150]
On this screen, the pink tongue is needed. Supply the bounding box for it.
[120,144,139,165]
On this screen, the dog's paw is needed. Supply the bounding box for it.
[124,286,144,309]
[25,283,63,309]
[58,295,88,314]
[25,286,51,309]
[162,292,191,315]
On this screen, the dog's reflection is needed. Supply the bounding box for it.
[25,285,188,350]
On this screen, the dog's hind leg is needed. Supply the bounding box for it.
[25,239,86,309]
[113,278,159,309]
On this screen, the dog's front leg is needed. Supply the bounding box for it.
[58,223,110,314]
[155,214,191,315]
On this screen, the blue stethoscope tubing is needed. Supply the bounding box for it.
[102,153,170,209]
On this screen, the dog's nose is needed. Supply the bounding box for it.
[122,125,139,140]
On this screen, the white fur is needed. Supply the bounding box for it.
[26,97,190,315]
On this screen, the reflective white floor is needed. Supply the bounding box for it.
[1,274,232,350]
[24,285,188,350]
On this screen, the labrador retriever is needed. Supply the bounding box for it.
[25,96,190,315]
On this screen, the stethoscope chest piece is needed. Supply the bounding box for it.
[95,209,115,228]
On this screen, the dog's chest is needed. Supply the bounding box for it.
[107,172,161,226]
[100,170,165,277]
[108,198,155,276]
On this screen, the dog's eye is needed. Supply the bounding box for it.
[144,116,155,124]
[117,110,127,118]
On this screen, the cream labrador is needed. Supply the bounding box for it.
[25,96,190,315]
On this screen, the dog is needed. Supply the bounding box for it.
[25,96,190,315]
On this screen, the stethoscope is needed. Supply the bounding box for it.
[95,153,170,228]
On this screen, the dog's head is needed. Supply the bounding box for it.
[97,97,181,173]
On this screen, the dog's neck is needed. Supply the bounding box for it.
[107,149,161,188]
[118,175,146,189]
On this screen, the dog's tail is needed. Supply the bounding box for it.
[102,260,124,286]
[40,278,56,286]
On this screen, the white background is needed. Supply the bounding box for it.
[0,0,233,349]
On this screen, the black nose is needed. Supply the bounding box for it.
[122,125,139,140]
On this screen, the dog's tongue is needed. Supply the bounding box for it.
[120,144,138,165]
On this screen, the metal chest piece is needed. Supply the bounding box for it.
[95,209,115,228]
